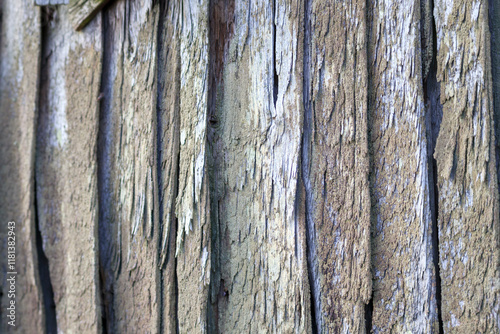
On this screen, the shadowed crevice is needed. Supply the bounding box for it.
[421,0,444,331]
[35,9,58,333]
[363,0,374,332]
[301,0,320,331]
[272,0,278,108]
[97,4,118,332]
[489,0,500,213]
[156,1,167,333]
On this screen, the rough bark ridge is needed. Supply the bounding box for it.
[367,0,439,332]
[98,0,160,332]
[0,1,44,333]
[207,0,311,332]
[35,5,102,333]
[303,0,372,332]
[434,0,500,332]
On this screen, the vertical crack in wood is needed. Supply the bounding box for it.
[302,0,320,331]
[422,0,444,331]
[364,1,374,332]
[156,3,166,334]
[490,0,500,219]
[97,6,115,332]
[488,0,500,329]
[206,0,218,331]
[272,0,278,108]
[35,11,58,333]
[34,182,57,334]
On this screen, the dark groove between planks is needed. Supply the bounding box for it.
[301,0,320,331]
[422,0,444,331]
[36,9,58,333]
[97,5,115,332]
[156,2,166,334]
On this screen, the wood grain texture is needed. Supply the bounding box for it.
[173,0,211,332]
[98,0,161,332]
[0,1,44,332]
[69,0,111,31]
[157,0,181,332]
[35,4,102,333]
[367,0,439,332]
[208,0,311,332]
[434,0,500,332]
[304,0,372,331]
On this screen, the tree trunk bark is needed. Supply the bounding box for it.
[0,0,499,333]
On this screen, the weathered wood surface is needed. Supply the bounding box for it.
[1,0,500,332]
[69,0,110,31]
[434,0,500,332]
[208,0,311,332]
[304,0,372,331]
[98,0,160,332]
[367,0,439,332]
[35,5,102,333]
[0,1,44,333]
[173,0,212,332]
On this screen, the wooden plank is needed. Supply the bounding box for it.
[35,5,102,333]
[0,1,44,332]
[208,0,311,332]
[304,0,372,331]
[173,0,212,331]
[98,0,161,332]
[434,0,500,332]
[367,0,439,332]
[69,0,111,31]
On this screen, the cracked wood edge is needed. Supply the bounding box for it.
[434,0,500,332]
[35,5,102,333]
[367,0,439,332]
[0,1,44,332]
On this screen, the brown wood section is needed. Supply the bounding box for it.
[304,0,372,331]
[35,4,102,333]
[434,0,500,332]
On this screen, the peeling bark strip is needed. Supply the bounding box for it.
[367,0,439,332]
[304,0,372,332]
[0,1,44,332]
[35,4,102,333]
[208,0,311,332]
[434,0,500,332]
[98,0,161,332]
